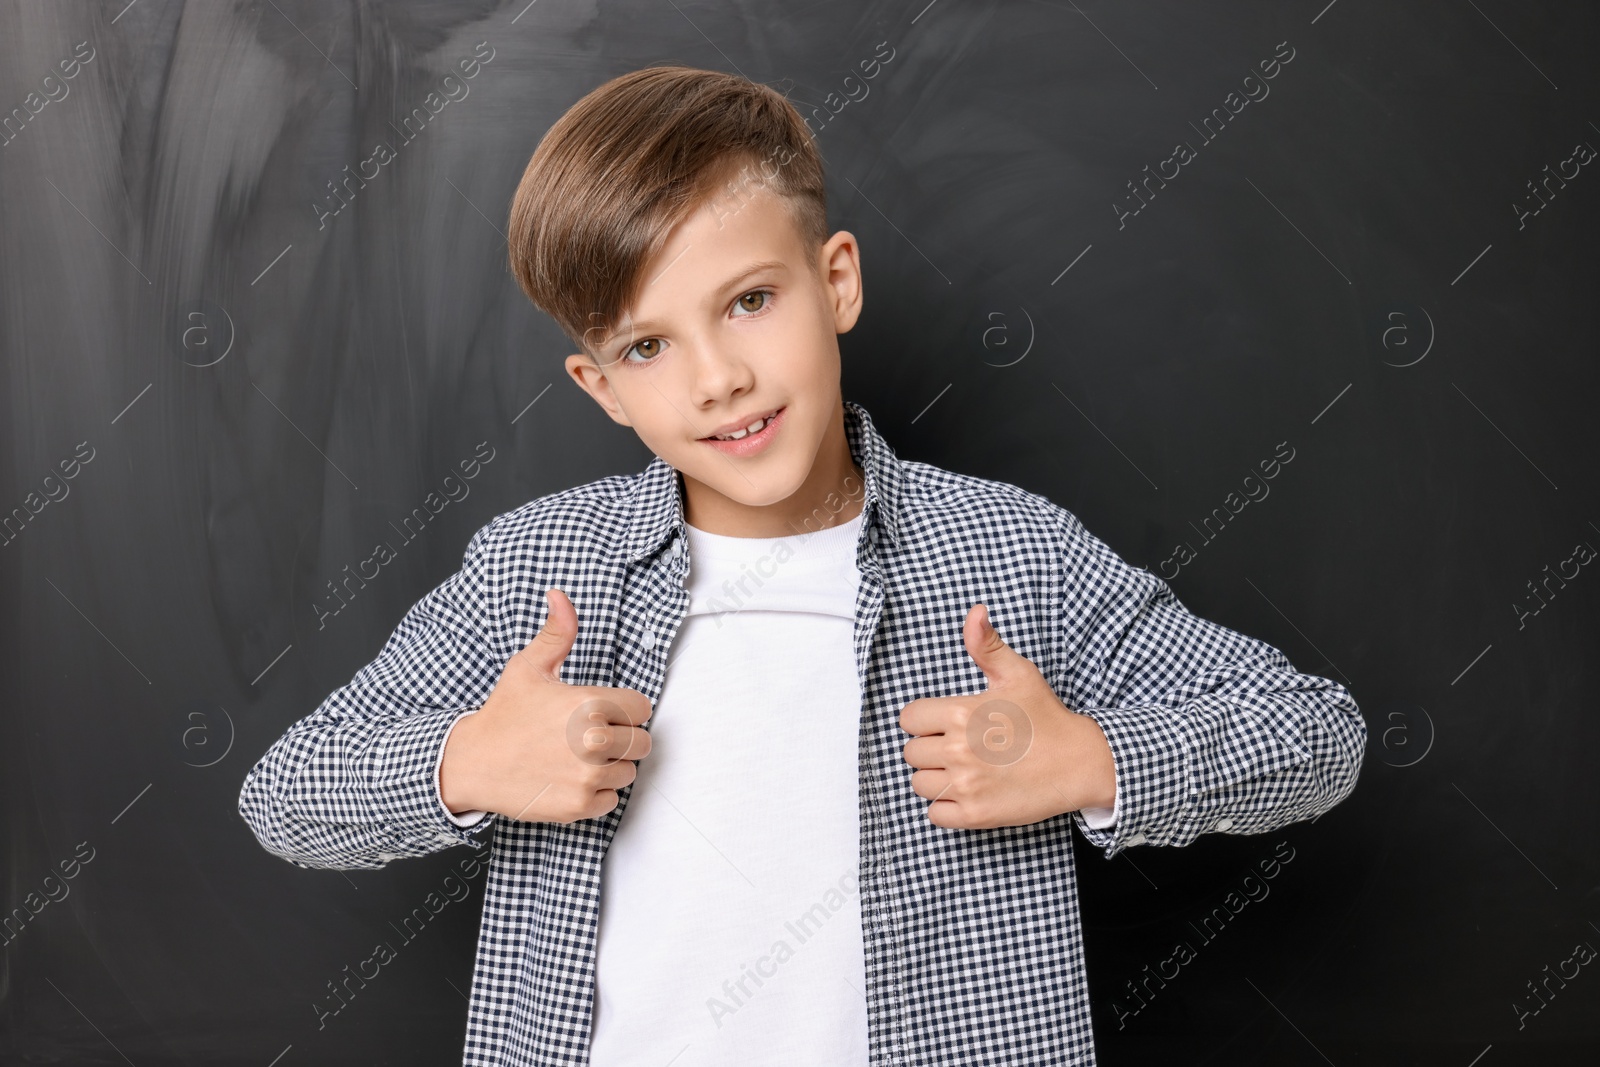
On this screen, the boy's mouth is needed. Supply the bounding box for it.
[698,405,786,456]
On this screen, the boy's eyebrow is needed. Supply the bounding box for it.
[599,259,789,347]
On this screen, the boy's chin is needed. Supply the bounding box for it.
[685,465,806,509]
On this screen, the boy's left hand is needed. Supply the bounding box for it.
[898,603,1117,830]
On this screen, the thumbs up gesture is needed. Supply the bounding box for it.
[898,603,1118,830]
[440,587,655,824]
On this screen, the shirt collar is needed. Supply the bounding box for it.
[625,399,902,564]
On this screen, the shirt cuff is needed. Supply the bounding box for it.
[1069,703,1193,857]
[437,708,490,828]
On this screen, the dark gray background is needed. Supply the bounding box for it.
[2,0,1596,1063]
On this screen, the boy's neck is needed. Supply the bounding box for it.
[680,403,865,539]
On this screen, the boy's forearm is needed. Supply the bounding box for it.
[1073,659,1364,855]
[238,518,505,869]
[238,697,488,870]
[1054,507,1367,858]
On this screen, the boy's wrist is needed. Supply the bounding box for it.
[1071,712,1118,811]
[439,708,486,815]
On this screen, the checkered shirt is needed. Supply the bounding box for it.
[238,400,1367,1065]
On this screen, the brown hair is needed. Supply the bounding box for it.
[506,64,829,358]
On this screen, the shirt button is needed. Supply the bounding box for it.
[642,628,656,650]
[1125,831,1148,846]
[1214,818,1233,832]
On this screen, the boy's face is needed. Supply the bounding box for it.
[564,181,865,538]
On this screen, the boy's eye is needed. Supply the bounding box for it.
[621,338,663,364]
[618,289,774,365]
[732,288,771,315]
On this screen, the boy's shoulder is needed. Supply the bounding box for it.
[900,457,1079,532]
[471,469,646,560]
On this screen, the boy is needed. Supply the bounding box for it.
[238,65,1366,1066]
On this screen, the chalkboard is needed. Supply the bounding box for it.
[3,1,1596,1063]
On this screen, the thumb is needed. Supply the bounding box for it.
[518,587,579,683]
[963,602,1033,687]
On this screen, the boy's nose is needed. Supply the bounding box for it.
[687,343,755,404]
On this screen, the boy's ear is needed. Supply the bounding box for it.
[819,230,864,334]
[564,352,634,428]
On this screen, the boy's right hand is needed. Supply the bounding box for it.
[439,587,654,824]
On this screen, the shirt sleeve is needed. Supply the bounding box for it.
[236,518,504,870]
[1049,507,1366,859]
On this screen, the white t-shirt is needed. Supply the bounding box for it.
[588,511,870,1066]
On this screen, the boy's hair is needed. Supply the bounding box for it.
[507,64,829,358]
